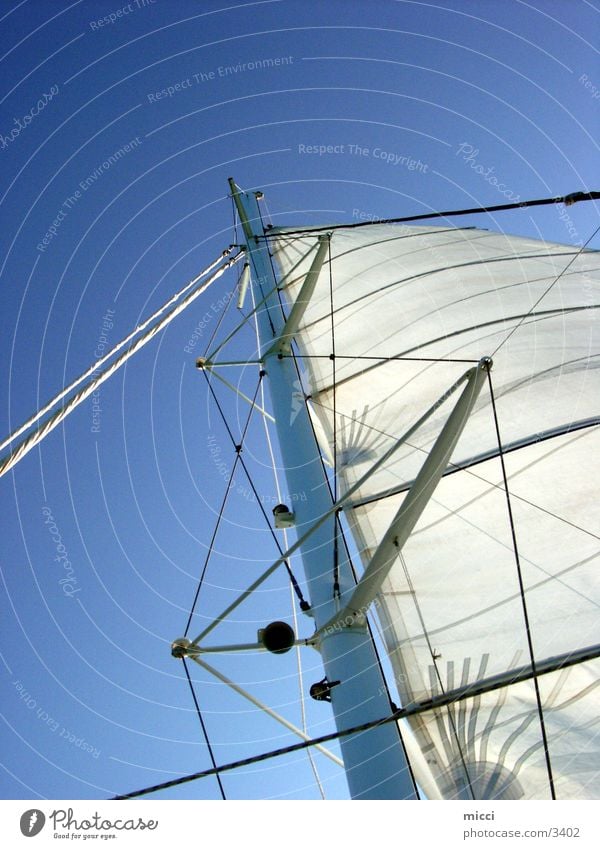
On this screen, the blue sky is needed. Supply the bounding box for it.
[0,0,598,802]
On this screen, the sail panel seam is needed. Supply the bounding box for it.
[350,418,600,509]
[491,224,600,357]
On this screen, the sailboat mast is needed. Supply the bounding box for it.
[228,180,416,800]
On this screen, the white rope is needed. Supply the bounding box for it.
[0,252,243,479]
[0,249,234,455]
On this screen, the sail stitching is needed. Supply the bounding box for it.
[298,249,591,336]
[486,370,557,799]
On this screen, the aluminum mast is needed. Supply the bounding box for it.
[228,179,416,800]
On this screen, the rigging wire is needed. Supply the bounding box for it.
[230,192,238,246]
[399,553,476,800]
[202,277,237,358]
[183,371,265,638]
[327,235,341,599]
[486,369,557,800]
[256,205,414,795]
[257,198,291,329]
[281,353,479,364]
[491,223,600,358]
[182,658,226,800]
[259,191,600,239]
[248,281,326,799]
[0,252,243,480]
[335,508,421,799]
[203,374,309,610]
[318,230,419,794]
[0,250,233,456]
[112,640,600,800]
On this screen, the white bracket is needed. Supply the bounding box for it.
[268,234,330,357]
[317,357,492,637]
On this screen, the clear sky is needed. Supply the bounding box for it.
[0,0,598,802]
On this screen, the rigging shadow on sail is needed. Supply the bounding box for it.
[270,219,600,800]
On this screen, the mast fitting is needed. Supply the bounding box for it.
[273,503,295,528]
[310,677,341,702]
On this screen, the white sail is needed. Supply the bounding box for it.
[270,222,600,800]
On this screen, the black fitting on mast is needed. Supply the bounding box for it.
[310,677,341,703]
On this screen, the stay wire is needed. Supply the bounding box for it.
[258,215,347,598]
[491,223,600,358]
[231,193,238,245]
[399,553,476,800]
[327,236,341,599]
[248,275,324,797]
[203,370,308,609]
[281,353,478,365]
[486,369,557,800]
[257,201,290,326]
[182,658,226,799]
[113,642,599,799]
[337,512,421,799]
[274,229,418,788]
[202,281,236,358]
[257,205,415,789]
[183,371,264,638]
[259,191,600,239]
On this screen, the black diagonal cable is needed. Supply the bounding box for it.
[182,658,226,799]
[283,353,480,365]
[491,223,600,358]
[260,191,600,239]
[487,369,557,799]
[204,371,309,610]
[183,372,264,637]
[112,640,600,800]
